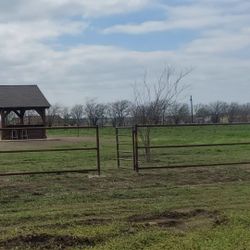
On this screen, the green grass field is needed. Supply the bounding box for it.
[1,125,250,249]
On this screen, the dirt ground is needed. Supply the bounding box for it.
[128,208,227,231]
[0,136,95,151]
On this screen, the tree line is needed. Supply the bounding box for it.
[46,100,250,127]
[46,65,250,127]
[44,66,249,163]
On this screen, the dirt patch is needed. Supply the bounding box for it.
[45,218,111,229]
[0,136,94,151]
[0,234,95,250]
[128,209,227,230]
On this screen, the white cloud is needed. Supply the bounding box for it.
[102,17,222,34]
[0,0,249,106]
[0,20,88,44]
[103,3,250,34]
[0,0,151,21]
[74,0,151,17]
[184,28,250,54]
[1,39,249,106]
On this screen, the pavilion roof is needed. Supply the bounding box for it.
[0,85,50,109]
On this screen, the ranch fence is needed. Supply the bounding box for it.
[115,127,136,170]
[115,123,250,172]
[0,126,100,176]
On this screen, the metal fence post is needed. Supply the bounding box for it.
[134,125,139,173]
[96,126,101,175]
[115,128,120,168]
[132,126,136,171]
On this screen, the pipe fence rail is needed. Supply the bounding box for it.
[2,123,250,176]
[133,123,250,172]
[0,126,101,176]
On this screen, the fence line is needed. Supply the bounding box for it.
[0,126,98,131]
[138,161,250,170]
[0,126,101,176]
[0,169,97,177]
[133,124,250,172]
[137,141,250,149]
[136,122,250,128]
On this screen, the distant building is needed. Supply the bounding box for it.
[0,85,50,140]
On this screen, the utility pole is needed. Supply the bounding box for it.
[190,95,194,123]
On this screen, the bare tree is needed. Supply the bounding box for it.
[62,106,71,126]
[47,104,62,127]
[195,102,250,123]
[71,104,84,126]
[195,104,210,123]
[95,104,106,126]
[209,101,228,123]
[132,65,192,161]
[107,100,131,127]
[227,103,241,123]
[238,103,250,122]
[168,102,190,124]
[85,99,106,126]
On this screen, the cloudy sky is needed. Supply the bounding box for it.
[0,0,250,106]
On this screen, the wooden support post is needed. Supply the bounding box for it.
[3,110,11,126]
[0,110,11,140]
[35,108,47,138]
[0,110,4,128]
[1,110,11,127]
[35,108,46,125]
[20,110,25,125]
[12,109,25,125]
[0,110,3,140]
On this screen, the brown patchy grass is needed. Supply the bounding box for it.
[128,208,227,231]
[0,234,95,250]
[0,136,95,151]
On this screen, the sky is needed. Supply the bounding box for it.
[0,0,250,106]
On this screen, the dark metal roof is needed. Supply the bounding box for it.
[0,85,50,109]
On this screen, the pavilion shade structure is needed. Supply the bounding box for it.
[0,85,50,140]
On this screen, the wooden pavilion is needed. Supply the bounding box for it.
[0,85,50,140]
